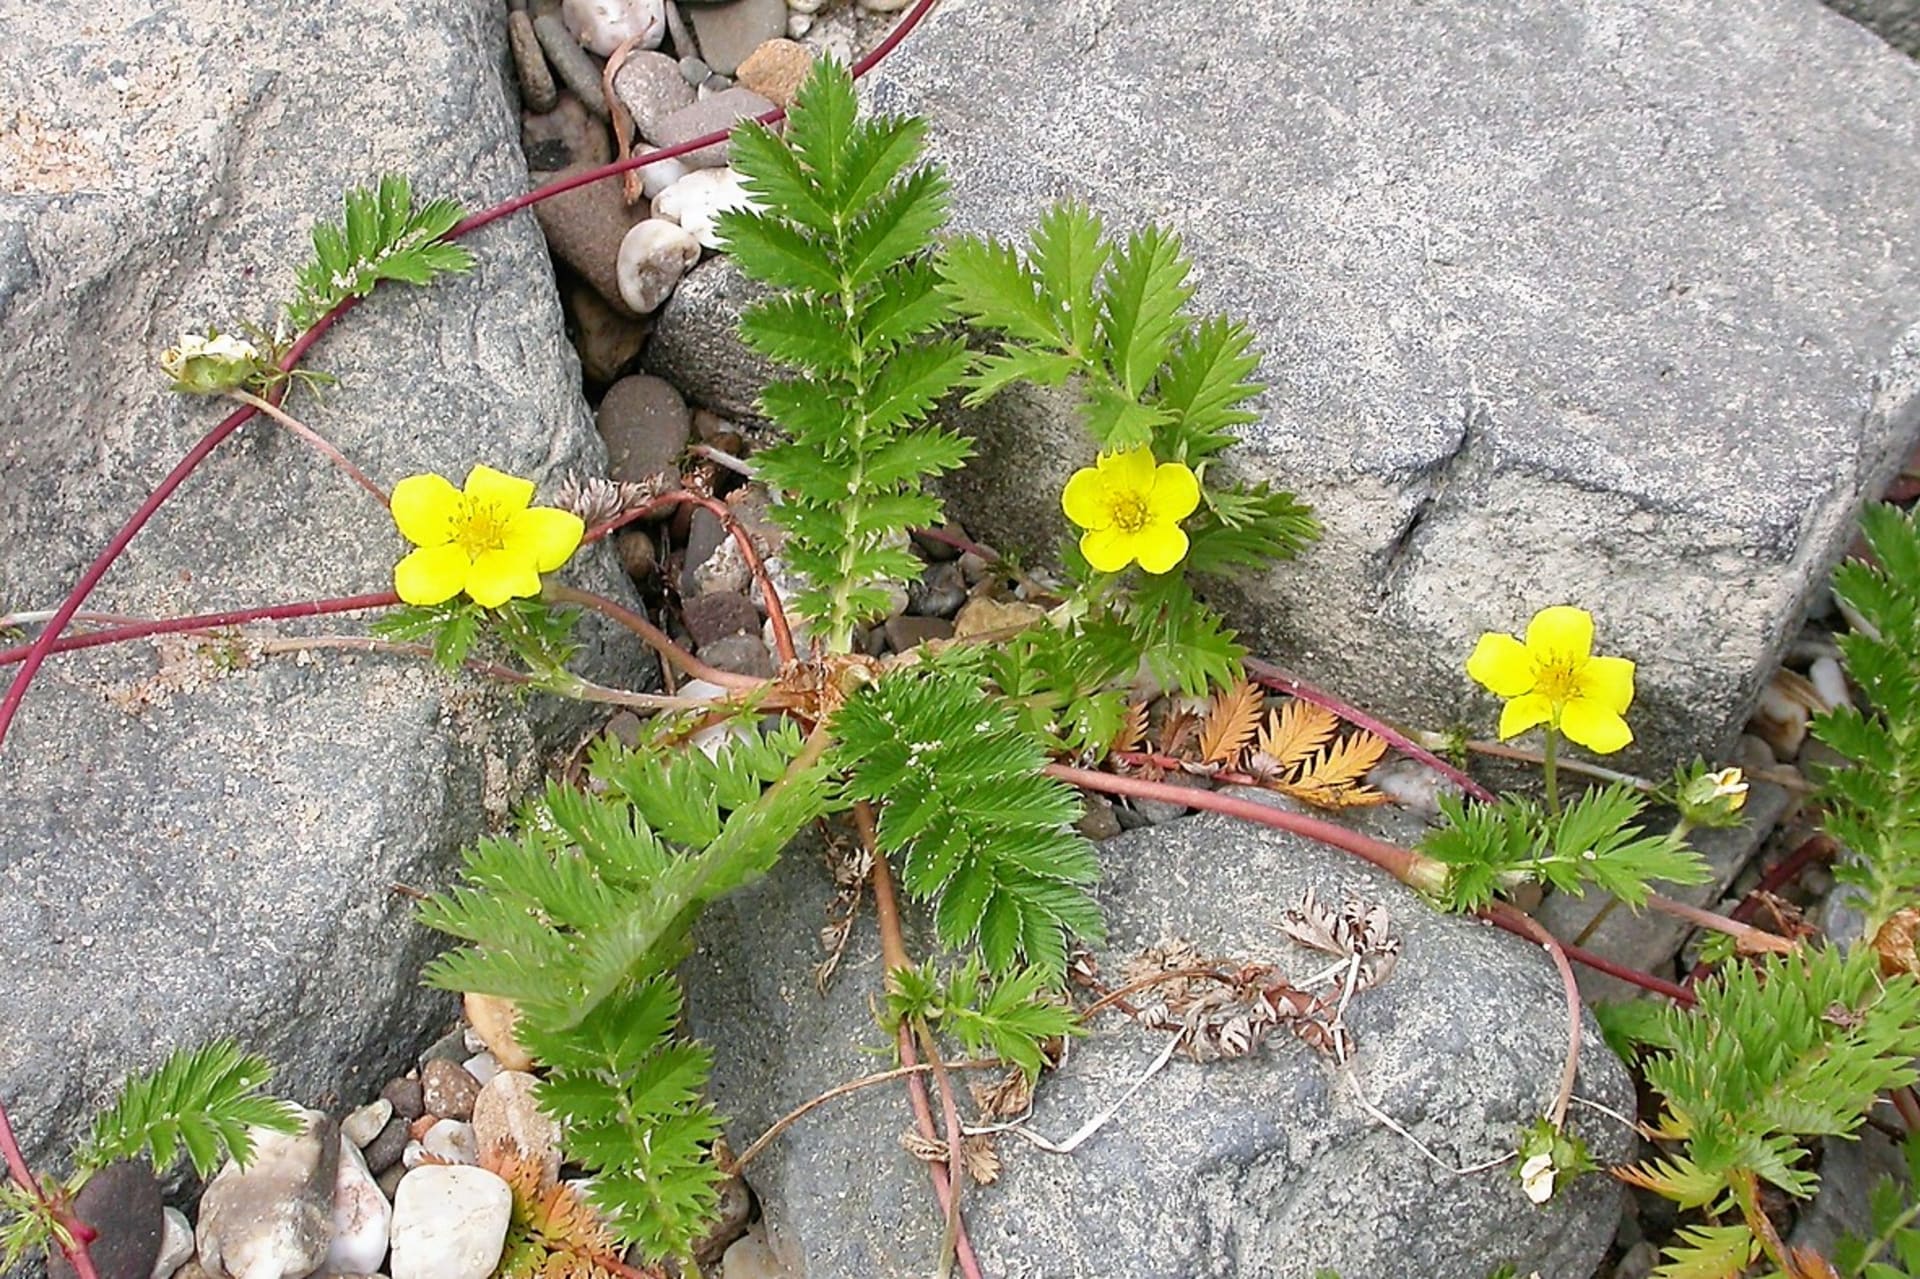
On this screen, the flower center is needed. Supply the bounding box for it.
[1532,653,1584,705]
[452,497,511,558]
[1108,491,1152,533]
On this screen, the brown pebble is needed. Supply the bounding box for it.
[691,408,737,441]
[700,634,774,678]
[509,10,560,112]
[616,528,658,580]
[408,1114,436,1142]
[883,615,954,652]
[422,1058,481,1122]
[521,95,610,172]
[693,1175,755,1264]
[735,39,813,109]
[683,591,761,648]
[381,1075,426,1122]
[533,13,612,119]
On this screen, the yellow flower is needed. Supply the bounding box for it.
[390,465,584,608]
[1466,605,1636,754]
[1061,446,1201,574]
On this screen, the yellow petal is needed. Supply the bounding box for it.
[1062,466,1111,531]
[1097,446,1155,492]
[465,549,542,608]
[390,473,462,548]
[394,543,470,606]
[505,506,585,572]
[1467,633,1535,698]
[1560,698,1634,754]
[1080,526,1137,573]
[463,464,536,514]
[1497,693,1554,740]
[1133,524,1190,575]
[1146,462,1200,522]
[1525,606,1594,663]
[1578,655,1636,715]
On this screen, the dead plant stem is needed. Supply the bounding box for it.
[228,389,388,506]
[543,583,763,691]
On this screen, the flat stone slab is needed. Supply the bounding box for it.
[684,813,1634,1279]
[0,2,643,1173]
[650,0,1920,769]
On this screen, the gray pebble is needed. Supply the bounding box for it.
[679,55,711,84]
[613,50,696,138]
[647,88,774,166]
[535,13,612,119]
[522,94,611,171]
[598,374,692,482]
[381,1075,426,1122]
[361,1116,410,1175]
[883,615,954,652]
[418,1028,469,1070]
[421,1058,481,1122]
[699,634,774,678]
[508,10,560,112]
[683,591,761,648]
[907,561,967,619]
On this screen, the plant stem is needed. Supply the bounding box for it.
[0,1101,99,1279]
[0,593,400,668]
[1541,726,1561,816]
[727,1060,1002,1174]
[679,493,798,664]
[1245,658,1497,804]
[227,389,388,506]
[1487,902,1582,1129]
[543,583,763,691]
[1644,892,1796,955]
[1460,737,1657,793]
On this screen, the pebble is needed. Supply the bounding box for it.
[617,528,659,579]
[47,1162,162,1279]
[1076,794,1123,841]
[1751,668,1818,761]
[533,167,648,316]
[341,1098,393,1148]
[381,1076,426,1122]
[787,0,826,13]
[786,12,813,39]
[855,0,913,10]
[952,596,1046,640]
[957,549,992,585]
[685,591,762,647]
[462,1051,502,1088]
[882,615,954,651]
[508,10,560,112]
[662,0,699,61]
[722,1226,790,1279]
[362,1116,411,1175]
[521,95,611,171]
[911,522,967,562]
[685,514,753,597]
[694,1175,754,1264]
[472,1070,564,1185]
[679,55,711,84]
[562,0,667,56]
[423,1118,481,1165]
[700,633,775,677]
[1808,654,1851,711]
[419,1028,470,1070]
[646,88,776,167]
[639,154,690,199]
[562,278,651,386]
[612,50,695,138]
[195,1108,338,1279]
[422,1058,481,1122]
[1611,1240,1660,1279]
[152,1207,193,1279]
[653,166,757,248]
[389,1165,514,1279]
[735,38,812,108]
[616,218,703,313]
[907,561,967,618]
[697,72,735,99]
[534,14,616,119]
[687,0,786,75]
[598,373,692,483]
[605,710,645,748]
[324,1136,392,1276]
[375,1162,408,1204]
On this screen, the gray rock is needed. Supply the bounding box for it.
[418,1028,470,1069]
[904,560,965,619]
[362,1116,411,1176]
[1825,0,1920,57]
[340,1098,393,1148]
[683,507,752,596]
[653,0,1920,773]
[153,1207,193,1279]
[687,0,787,76]
[195,1109,339,1279]
[381,1078,426,1124]
[534,12,614,117]
[598,373,693,482]
[612,50,696,138]
[1788,1128,1911,1259]
[644,88,777,166]
[683,814,1634,1278]
[680,55,712,85]
[880,614,953,651]
[699,633,774,677]
[0,0,652,1186]
[45,1162,162,1279]
[684,591,761,647]
[508,9,560,113]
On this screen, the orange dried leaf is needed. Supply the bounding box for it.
[1278,731,1391,809]
[1255,700,1338,772]
[1198,681,1264,766]
[1111,701,1149,756]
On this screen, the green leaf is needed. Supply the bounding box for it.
[728,121,838,232]
[286,173,473,331]
[716,212,841,295]
[843,163,949,290]
[938,235,1061,347]
[1028,201,1108,354]
[962,347,1081,405]
[1158,316,1264,461]
[1098,224,1192,397]
[785,58,860,206]
[1079,375,1172,451]
[739,294,861,374]
[78,1041,301,1180]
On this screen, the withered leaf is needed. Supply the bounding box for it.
[1198,681,1264,766]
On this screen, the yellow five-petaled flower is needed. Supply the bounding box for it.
[1061,446,1200,575]
[390,465,584,608]
[1467,605,1636,755]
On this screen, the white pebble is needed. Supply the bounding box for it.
[640,155,690,200]
[389,1165,514,1279]
[462,1051,502,1088]
[340,1098,393,1148]
[1809,655,1852,711]
[787,12,814,36]
[788,0,826,11]
[151,1207,193,1279]
[401,1139,427,1169]
[325,1136,392,1276]
[857,0,914,9]
[617,219,703,312]
[561,0,665,56]
[653,167,759,249]
[462,1027,488,1054]
[423,1117,480,1165]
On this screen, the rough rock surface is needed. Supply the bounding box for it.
[683,813,1635,1278]
[649,0,1920,771]
[1825,0,1920,55]
[0,0,648,1188]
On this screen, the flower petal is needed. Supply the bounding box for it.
[390,473,462,548]
[1560,698,1634,754]
[505,506,585,572]
[394,543,470,606]
[1496,692,1554,741]
[465,548,542,608]
[1097,445,1156,492]
[1080,526,1138,573]
[1525,605,1594,663]
[1578,655,1636,715]
[1467,633,1536,698]
[463,464,536,514]
[1146,462,1201,523]
[1133,524,1190,575]
[1062,465,1111,531]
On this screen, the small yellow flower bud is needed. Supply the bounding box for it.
[160,330,265,394]
[1680,766,1748,815]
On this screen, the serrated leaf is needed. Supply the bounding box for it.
[1198,681,1263,766]
[1099,224,1191,397]
[962,347,1081,405]
[1029,201,1108,354]
[719,213,841,295]
[938,235,1061,346]
[1256,700,1338,773]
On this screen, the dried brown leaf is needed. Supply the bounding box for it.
[1279,730,1391,808]
[1111,701,1149,756]
[961,1134,1001,1185]
[970,1068,1034,1121]
[1198,681,1264,766]
[1158,702,1199,756]
[1254,700,1338,774]
[900,1130,946,1163]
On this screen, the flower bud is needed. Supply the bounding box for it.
[160,331,264,394]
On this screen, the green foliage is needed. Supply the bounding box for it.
[0,1180,59,1274]
[1418,784,1708,913]
[1124,572,1246,698]
[76,1041,300,1180]
[1813,502,1920,932]
[832,668,1105,977]
[417,722,832,1260]
[937,201,1317,578]
[972,615,1140,758]
[374,597,579,676]
[885,957,1084,1080]
[720,60,970,652]
[1591,996,1681,1060]
[1834,1136,1920,1277]
[1623,947,1920,1220]
[285,174,473,331]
